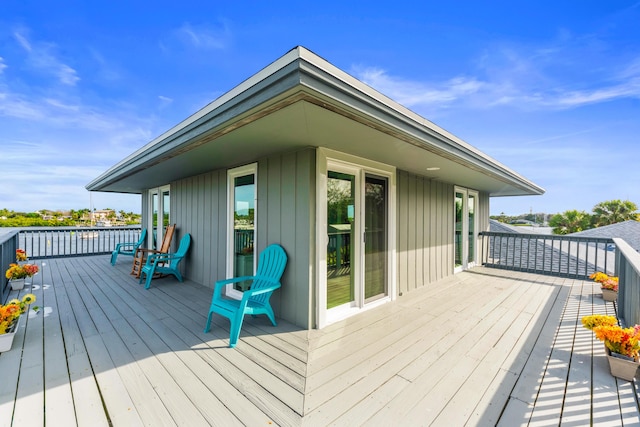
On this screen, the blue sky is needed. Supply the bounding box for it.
[1,1,639,215]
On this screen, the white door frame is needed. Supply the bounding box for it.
[454,186,478,273]
[147,184,170,249]
[225,163,258,300]
[316,148,396,328]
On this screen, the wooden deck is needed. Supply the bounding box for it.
[1,256,638,426]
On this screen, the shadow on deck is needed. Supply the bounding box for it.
[1,256,638,426]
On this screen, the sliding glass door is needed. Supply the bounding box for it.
[454,187,478,272]
[320,151,395,326]
[327,171,356,309]
[364,175,387,302]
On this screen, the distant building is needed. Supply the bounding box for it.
[90,209,115,222]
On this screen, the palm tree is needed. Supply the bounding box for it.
[592,199,638,227]
[549,210,592,235]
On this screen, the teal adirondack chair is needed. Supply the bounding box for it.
[110,229,147,266]
[204,244,287,348]
[139,234,191,289]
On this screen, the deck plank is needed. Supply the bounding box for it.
[2,256,639,426]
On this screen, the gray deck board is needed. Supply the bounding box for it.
[0,255,638,426]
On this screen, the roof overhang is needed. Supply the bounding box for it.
[86,46,544,197]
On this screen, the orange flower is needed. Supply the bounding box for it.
[590,271,610,283]
[15,249,27,261]
[5,263,39,279]
[0,294,37,335]
[593,324,640,358]
[601,278,619,292]
[582,315,617,330]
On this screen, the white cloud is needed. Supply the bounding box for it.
[0,57,7,74]
[354,47,640,112]
[13,30,80,86]
[158,95,173,107]
[174,22,230,49]
[355,67,485,108]
[13,31,32,52]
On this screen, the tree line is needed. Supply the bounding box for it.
[492,200,638,235]
[0,208,141,227]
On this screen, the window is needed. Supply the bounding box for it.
[227,163,257,296]
[454,187,478,272]
[148,185,170,249]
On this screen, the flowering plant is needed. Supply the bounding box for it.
[582,314,618,330]
[590,271,610,283]
[594,324,640,359]
[0,293,36,335]
[601,278,619,292]
[5,263,39,280]
[16,249,27,262]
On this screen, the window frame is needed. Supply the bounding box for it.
[226,163,258,299]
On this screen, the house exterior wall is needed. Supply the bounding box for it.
[141,151,491,330]
[395,170,491,294]
[167,148,316,329]
[396,171,454,294]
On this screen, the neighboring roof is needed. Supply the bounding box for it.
[489,219,520,233]
[570,220,640,251]
[87,46,545,197]
[489,220,554,235]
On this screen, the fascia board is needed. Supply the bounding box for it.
[295,49,544,195]
[87,48,307,191]
[88,46,544,196]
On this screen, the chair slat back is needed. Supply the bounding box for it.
[159,224,176,253]
[170,234,191,266]
[249,244,287,304]
[134,229,147,251]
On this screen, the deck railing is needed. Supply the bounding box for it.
[614,237,640,326]
[18,226,143,260]
[1,227,142,302]
[479,231,616,279]
[0,231,19,303]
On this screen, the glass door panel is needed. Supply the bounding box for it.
[233,174,255,291]
[364,175,387,301]
[162,190,170,227]
[455,191,464,267]
[151,192,159,249]
[327,171,355,309]
[468,194,476,264]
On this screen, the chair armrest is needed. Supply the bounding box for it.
[137,248,162,254]
[212,276,255,299]
[115,242,137,251]
[135,248,163,259]
[146,253,183,267]
[242,282,281,299]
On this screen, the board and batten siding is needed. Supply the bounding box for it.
[396,170,490,295]
[165,148,316,329]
